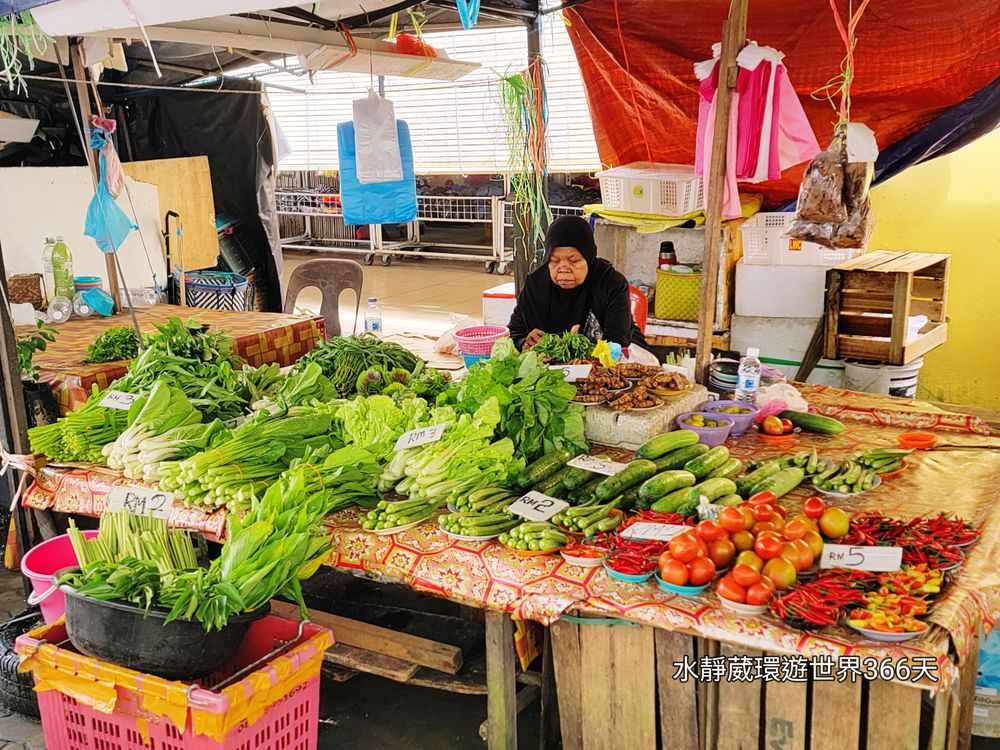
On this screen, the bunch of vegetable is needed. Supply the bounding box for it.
[769,569,876,629]
[842,511,975,568]
[28,385,133,463]
[450,486,518,514]
[131,420,227,482]
[438,510,519,538]
[813,459,879,494]
[552,501,622,537]
[362,497,442,531]
[84,326,141,363]
[294,334,421,397]
[104,381,202,475]
[252,362,336,411]
[852,448,912,474]
[746,449,830,476]
[532,332,594,363]
[499,522,569,553]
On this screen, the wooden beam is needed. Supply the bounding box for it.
[694,0,749,383]
[485,611,518,750]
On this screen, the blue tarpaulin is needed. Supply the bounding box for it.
[0,0,55,15]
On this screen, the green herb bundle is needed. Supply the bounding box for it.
[83,326,140,363]
[294,334,421,397]
[532,332,594,364]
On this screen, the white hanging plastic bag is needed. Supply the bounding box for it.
[353,89,403,184]
[338,120,417,225]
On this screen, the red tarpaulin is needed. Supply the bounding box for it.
[565,0,1000,205]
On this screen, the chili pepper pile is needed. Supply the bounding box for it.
[602,532,668,575]
[842,512,975,569]
[876,565,944,597]
[619,510,696,530]
[770,569,876,629]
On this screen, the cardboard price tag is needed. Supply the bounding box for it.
[567,455,628,476]
[99,390,140,410]
[549,364,592,382]
[223,415,246,428]
[394,423,448,451]
[106,485,173,519]
[508,491,569,522]
[820,544,902,572]
[620,523,691,542]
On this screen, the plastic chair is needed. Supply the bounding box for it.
[283,259,364,338]
[629,285,648,334]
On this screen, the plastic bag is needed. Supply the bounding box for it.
[84,151,137,253]
[756,382,808,416]
[338,120,417,225]
[794,140,847,224]
[621,343,659,366]
[352,90,403,185]
[832,161,874,248]
[435,314,477,356]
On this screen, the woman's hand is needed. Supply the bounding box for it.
[524,329,547,349]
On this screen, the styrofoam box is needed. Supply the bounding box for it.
[731,314,845,388]
[975,689,1000,739]
[735,261,827,318]
[482,282,516,326]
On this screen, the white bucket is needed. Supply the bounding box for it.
[844,358,924,399]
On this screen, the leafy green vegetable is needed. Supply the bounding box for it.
[294,334,421,397]
[17,320,56,381]
[84,326,140,363]
[105,380,202,475]
[532,332,594,363]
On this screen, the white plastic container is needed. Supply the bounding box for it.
[741,212,859,266]
[597,163,703,216]
[735,260,827,318]
[482,282,516,326]
[844,358,924,398]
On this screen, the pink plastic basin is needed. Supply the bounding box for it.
[21,531,96,623]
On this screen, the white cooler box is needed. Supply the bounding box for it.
[735,261,827,318]
[483,282,516,327]
[731,315,845,387]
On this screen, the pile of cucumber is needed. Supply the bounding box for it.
[552,502,623,537]
[745,449,830,476]
[451,486,518,514]
[438,511,519,539]
[499,522,570,552]
[852,448,912,474]
[813,459,879,494]
[362,498,442,531]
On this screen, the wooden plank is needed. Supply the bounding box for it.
[479,686,541,742]
[910,298,945,321]
[647,332,730,350]
[823,270,844,360]
[700,638,721,750]
[889,271,913,363]
[122,156,220,272]
[901,321,949,364]
[550,620,583,750]
[838,314,893,338]
[324,643,419,682]
[321,663,359,682]
[949,629,981,750]
[609,625,656,749]
[578,622,614,749]
[840,272,896,294]
[811,679,862,750]
[763,669,807,750]
[485,611,518,750]
[716,644,761,750]
[656,629,700,750]
[539,628,560,750]
[912,275,947,301]
[866,679,923,748]
[837,336,891,361]
[839,291,895,314]
[271,600,463,674]
[929,687,951,750]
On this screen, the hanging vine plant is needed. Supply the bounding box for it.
[0,11,49,93]
[498,60,551,265]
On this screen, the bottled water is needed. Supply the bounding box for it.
[364,297,382,337]
[41,236,74,303]
[735,347,761,403]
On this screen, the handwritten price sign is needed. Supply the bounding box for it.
[99,390,140,410]
[394,423,448,451]
[106,485,173,520]
[567,455,628,476]
[820,544,902,572]
[549,364,592,382]
[620,523,691,542]
[508,491,569,522]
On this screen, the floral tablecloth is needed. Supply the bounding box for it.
[19,305,322,414]
[22,385,1000,691]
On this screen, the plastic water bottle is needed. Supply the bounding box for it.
[364,297,383,337]
[735,347,762,403]
[41,236,74,304]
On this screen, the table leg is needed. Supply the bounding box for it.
[486,610,517,750]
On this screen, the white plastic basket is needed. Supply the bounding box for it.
[597,162,703,217]
[741,212,859,266]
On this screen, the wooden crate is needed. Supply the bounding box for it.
[550,618,978,750]
[823,251,950,365]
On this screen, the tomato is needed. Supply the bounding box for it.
[688,556,717,586]
[783,519,808,541]
[762,416,785,435]
[781,418,794,433]
[748,491,778,507]
[668,532,701,563]
[752,521,779,536]
[771,504,787,520]
[792,539,815,570]
[754,535,783,561]
[660,558,689,586]
[803,496,826,520]
[781,541,805,571]
[757,576,776,593]
[790,514,819,533]
[707,538,736,569]
[739,506,756,531]
[719,507,746,534]
[716,575,747,603]
[731,563,762,587]
[819,507,851,540]
[696,520,725,543]
[735,550,764,571]
[731,530,755,552]
[752,504,774,522]
[745,583,774,606]
[803,530,824,559]
[762,556,797,590]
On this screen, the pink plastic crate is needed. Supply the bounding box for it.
[18,615,332,750]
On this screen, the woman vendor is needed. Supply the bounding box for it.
[507,216,645,351]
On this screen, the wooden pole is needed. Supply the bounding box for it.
[695,0,749,384]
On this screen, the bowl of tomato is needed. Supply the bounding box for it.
[676,412,734,448]
[755,415,799,444]
[703,400,759,436]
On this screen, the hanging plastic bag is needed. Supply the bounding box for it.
[352,90,403,184]
[338,120,417,225]
[83,125,137,254]
[832,123,877,249]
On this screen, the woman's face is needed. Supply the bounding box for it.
[548,247,589,289]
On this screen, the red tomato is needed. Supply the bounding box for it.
[716,575,747,603]
[781,418,794,433]
[746,583,774,606]
[687,556,717,586]
[739,506,756,531]
[754,535,783,561]
[752,521,779,536]
[803,496,826,520]
[783,519,808,541]
[757,576,776,593]
[771,504,787,520]
[668,532,700,564]
[747,491,778,507]
[752,504,774,522]
[762,416,785,435]
[696,520,725,543]
[731,563,762,587]
[707,538,736,569]
[659,558,689,586]
[719,507,746,534]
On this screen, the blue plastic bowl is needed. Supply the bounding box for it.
[603,560,654,583]
[655,573,709,596]
[81,288,115,317]
[462,353,490,368]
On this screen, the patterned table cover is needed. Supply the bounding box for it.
[19,305,322,414]
[23,385,1000,691]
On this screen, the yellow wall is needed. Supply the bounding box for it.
[868,128,1000,410]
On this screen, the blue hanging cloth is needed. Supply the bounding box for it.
[456,0,480,29]
[84,125,137,254]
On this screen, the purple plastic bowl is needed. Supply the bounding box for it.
[702,400,760,436]
[675,412,734,448]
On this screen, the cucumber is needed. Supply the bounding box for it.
[650,486,699,513]
[534,466,575,496]
[735,461,782,497]
[653,444,709,472]
[518,450,572,489]
[684,446,730,480]
[779,411,845,435]
[692,477,738,502]
[675,496,702,517]
[569,475,603,505]
[716,493,743,507]
[636,430,699,459]
[750,467,805,499]
[560,464,595,491]
[618,487,641,512]
[594,459,658,502]
[708,458,743,480]
[637,470,697,502]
